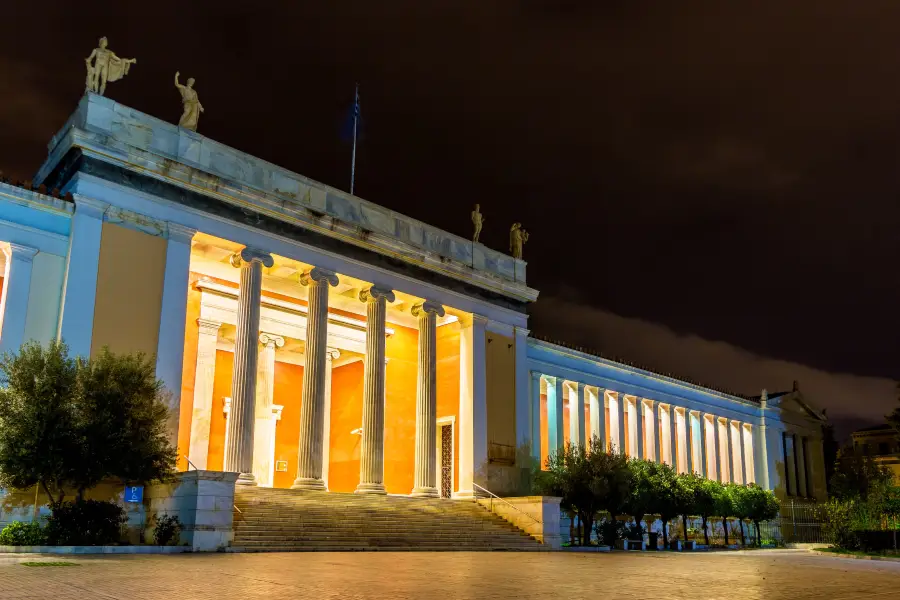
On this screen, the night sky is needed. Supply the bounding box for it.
[1,2,897,437]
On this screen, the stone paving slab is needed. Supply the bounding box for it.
[0,549,898,599]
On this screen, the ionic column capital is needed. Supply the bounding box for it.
[325,348,341,361]
[300,267,339,287]
[530,370,542,382]
[230,247,274,268]
[258,332,285,348]
[411,300,445,318]
[359,285,395,303]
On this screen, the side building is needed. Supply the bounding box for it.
[0,92,826,504]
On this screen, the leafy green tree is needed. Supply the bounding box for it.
[744,484,780,546]
[730,484,752,546]
[714,481,736,545]
[830,450,893,502]
[534,437,631,546]
[692,477,720,546]
[646,461,680,549]
[0,342,177,506]
[886,382,900,435]
[624,459,660,537]
[0,341,79,507]
[675,472,702,544]
[74,349,177,496]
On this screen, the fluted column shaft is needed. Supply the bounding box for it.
[224,248,273,485]
[411,301,445,497]
[356,285,395,494]
[530,372,542,460]
[293,268,339,490]
[253,332,284,488]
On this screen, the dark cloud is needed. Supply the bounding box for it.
[531,295,896,441]
[0,2,896,421]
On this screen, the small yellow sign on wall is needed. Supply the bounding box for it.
[275,460,288,472]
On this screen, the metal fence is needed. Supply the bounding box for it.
[754,499,828,545]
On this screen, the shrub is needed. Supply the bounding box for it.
[594,517,627,545]
[0,521,46,546]
[152,514,182,546]
[44,500,126,546]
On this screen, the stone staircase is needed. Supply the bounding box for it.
[231,487,546,552]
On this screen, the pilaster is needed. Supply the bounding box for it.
[57,196,107,357]
[456,312,487,498]
[530,371,542,462]
[187,318,222,470]
[154,222,196,445]
[0,243,38,356]
[253,332,284,487]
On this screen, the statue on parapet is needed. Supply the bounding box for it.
[471,204,485,243]
[174,72,204,132]
[510,222,529,259]
[85,37,136,96]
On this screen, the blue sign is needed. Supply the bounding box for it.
[124,485,144,503]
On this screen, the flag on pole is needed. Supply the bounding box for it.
[350,84,360,195]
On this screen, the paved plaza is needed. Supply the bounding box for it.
[1,549,896,599]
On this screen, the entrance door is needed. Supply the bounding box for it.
[439,423,453,498]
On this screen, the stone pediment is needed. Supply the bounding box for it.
[767,391,825,422]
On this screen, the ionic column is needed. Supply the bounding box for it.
[253,332,284,488]
[667,406,678,469]
[530,371,542,461]
[411,300,445,497]
[738,421,748,484]
[709,414,721,481]
[224,248,273,486]
[356,285,395,494]
[589,387,605,450]
[188,318,222,469]
[569,382,586,447]
[650,401,661,463]
[293,268,339,490]
[322,349,339,488]
[0,243,38,356]
[683,409,693,474]
[724,418,735,483]
[615,392,626,454]
[632,397,643,458]
[697,412,710,478]
[547,377,564,452]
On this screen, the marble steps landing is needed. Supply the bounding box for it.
[232,487,544,552]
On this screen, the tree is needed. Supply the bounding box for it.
[0,341,79,507]
[646,461,680,549]
[0,342,177,506]
[886,382,900,435]
[727,483,751,546]
[744,484,780,546]
[692,477,720,546]
[74,349,176,495]
[625,459,661,537]
[713,481,736,545]
[676,472,702,544]
[534,437,631,546]
[830,450,893,502]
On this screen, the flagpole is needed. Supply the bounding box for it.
[350,83,359,195]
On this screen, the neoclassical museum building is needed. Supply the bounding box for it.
[0,94,827,506]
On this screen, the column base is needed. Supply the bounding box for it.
[355,482,387,495]
[452,489,478,500]
[291,477,327,491]
[410,486,439,498]
[235,472,258,486]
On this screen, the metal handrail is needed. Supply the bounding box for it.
[472,483,542,525]
[185,455,242,515]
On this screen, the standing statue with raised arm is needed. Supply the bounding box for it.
[85,37,136,96]
[471,204,485,243]
[174,72,204,132]
[510,222,529,259]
